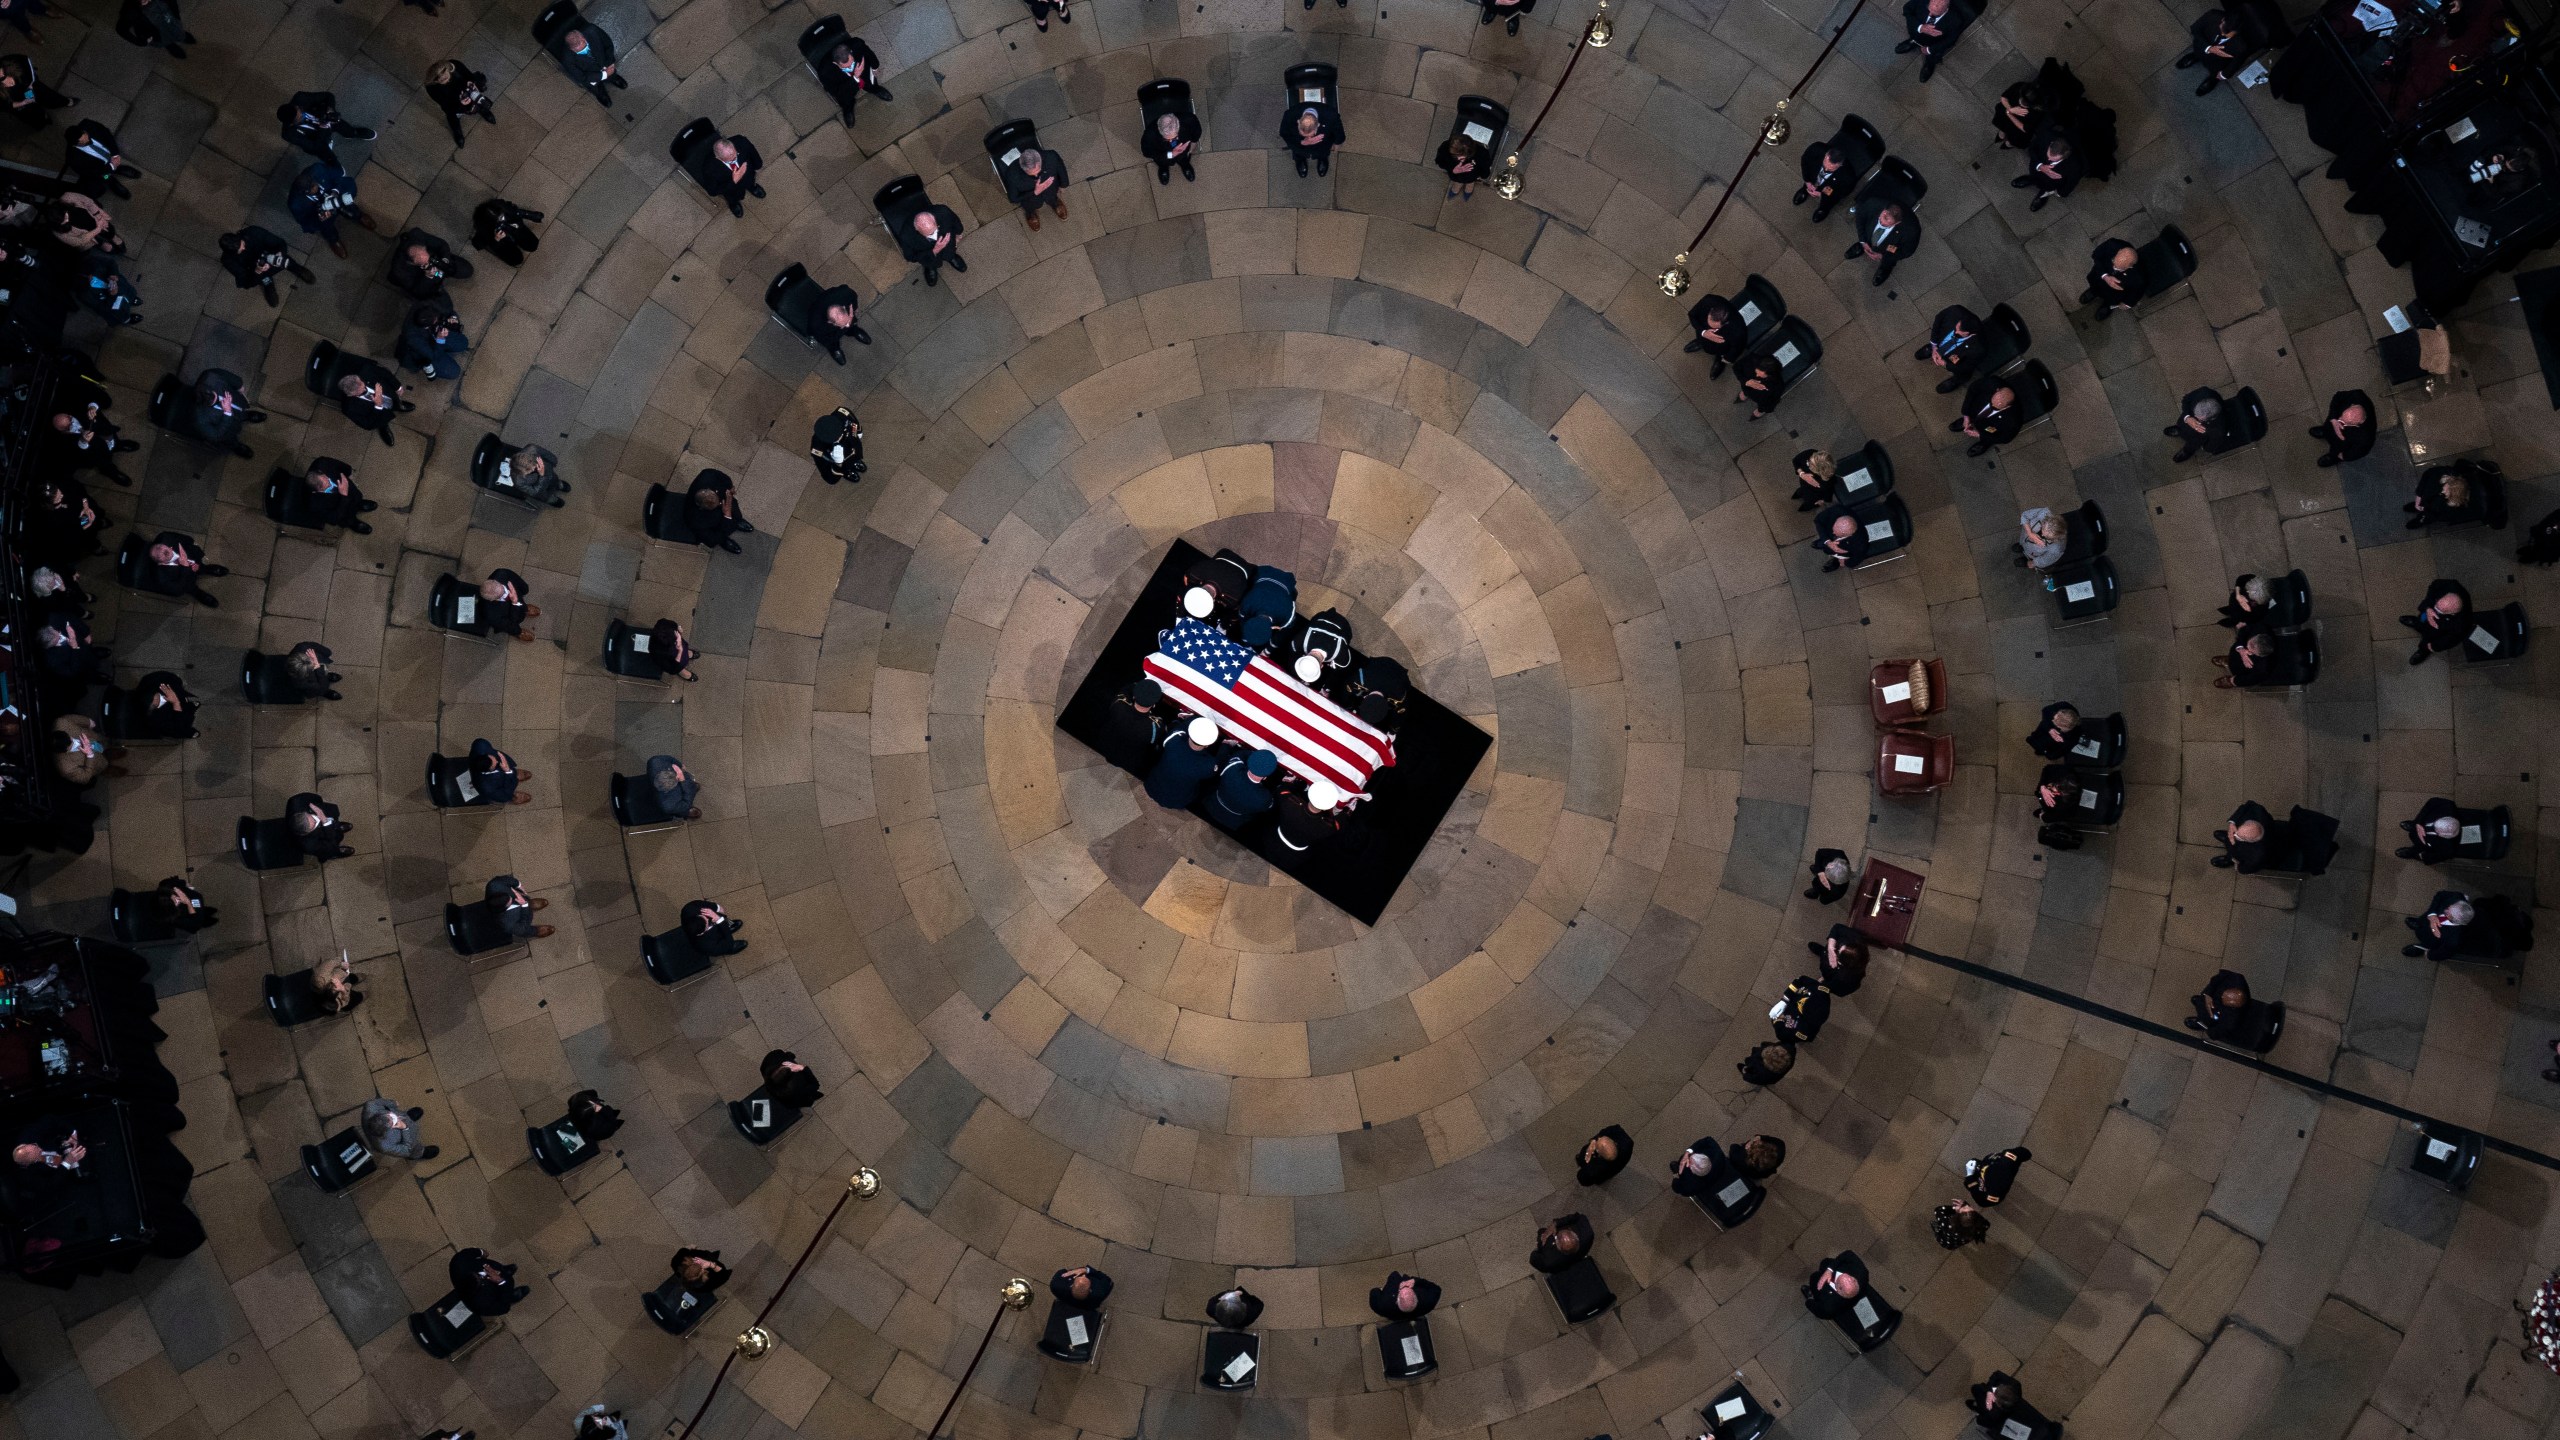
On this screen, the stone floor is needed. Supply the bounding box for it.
[6,0,2560,1437]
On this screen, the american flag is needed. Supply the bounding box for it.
[1145,618,1394,795]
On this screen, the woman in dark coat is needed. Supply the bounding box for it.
[471,198,543,266]
[425,60,493,147]
[1436,132,1487,200]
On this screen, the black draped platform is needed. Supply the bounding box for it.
[1056,540,1491,926]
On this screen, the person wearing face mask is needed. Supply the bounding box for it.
[1143,108,1199,185]
[687,134,765,218]
[287,162,377,261]
[2399,578,2473,667]
[816,38,892,123]
[333,363,413,447]
[396,303,470,381]
[1894,0,1971,81]
[548,24,627,108]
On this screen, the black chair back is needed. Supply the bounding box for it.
[2013,360,2060,424]
[1983,302,2031,373]
[1283,63,1339,109]
[304,340,345,396]
[670,116,717,166]
[1757,315,1823,385]
[1860,155,1926,208]
[1834,114,1885,179]
[798,14,848,70]
[873,174,928,227]
[148,374,183,428]
[265,469,325,529]
[532,0,579,47]
[238,815,305,870]
[2264,569,2313,628]
[604,619,664,678]
[445,901,517,955]
[1452,95,1509,154]
[1732,274,1785,349]
[984,118,1038,167]
[1834,440,1894,504]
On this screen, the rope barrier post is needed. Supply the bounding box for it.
[921,1279,1037,1440]
[671,1168,881,1440]
[1494,0,1611,200]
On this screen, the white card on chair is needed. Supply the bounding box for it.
[1841,467,1871,492]
[1716,1178,1750,1206]
[1881,681,1911,704]
[1866,520,1895,542]
[1852,1297,1880,1328]
[2425,1137,2456,1161]
[1064,1314,1089,1348]
[2079,787,2099,810]
[2064,580,2095,603]
[1737,301,1761,324]
[1893,753,1924,774]
[1715,1398,1747,1422]
[494,460,513,487]
[452,770,479,803]
[631,633,650,653]
[454,595,478,624]
[1774,341,1801,366]
[2470,626,2499,652]
[2001,1421,2034,1440]
[2461,824,2482,845]
[444,1299,475,1327]
[2072,737,2101,758]
[2384,305,2412,333]
[1223,1350,1256,1381]
[1400,1334,1425,1367]
[1462,121,1493,145]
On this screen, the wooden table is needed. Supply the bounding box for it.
[1851,860,1926,950]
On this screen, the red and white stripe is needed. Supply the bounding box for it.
[1143,650,1395,795]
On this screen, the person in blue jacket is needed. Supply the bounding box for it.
[1210,749,1278,824]
[1146,718,1221,809]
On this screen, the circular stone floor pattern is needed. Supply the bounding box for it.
[7,1,2560,1439]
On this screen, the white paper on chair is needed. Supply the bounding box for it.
[494,460,513,488]
[677,1290,699,1311]
[1716,1178,1750,1206]
[2471,625,2500,652]
[339,1141,365,1166]
[2353,0,2396,31]
[2385,305,2413,333]
[1463,121,1493,145]
[1866,520,1895,542]
[2001,1422,2035,1440]
[2079,787,2099,809]
[1881,681,1911,705]
[2239,58,2269,87]
[558,1127,585,1153]
[1841,467,1871,493]
[1400,1334,1425,1367]
[1223,1350,1257,1381]
[1715,1398,1748,1422]
[1852,1297,1881,1328]
[2447,117,2480,144]
[2064,580,2096,603]
[751,1099,771,1128]
[1774,341,1801,366]
[454,595,478,625]
[997,147,1022,167]
[1064,1314,1089,1348]
[444,1300,475,1327]
[2461,824,2483,845]
[1737,301,1761,324]
[452,770,479,803]
[630,633,650,654]
[1893,753,1924,774]
[1299,86,1324,103]
[2426,1137,2457,1161]
[2073,737,2102,758]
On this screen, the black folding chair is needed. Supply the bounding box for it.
[669,116,716,173]
[445,900,526,959]
[2049,556,2120,628]
[2132,224,2197,315]
[1376,1318,1436,1379]
[2059,499,2108,564]
[2058,711,2127,770]
[264,468,331,533]
[1544,1257,1616,1324]
[2460,602,2530,666]
[242,649,309,705]
[236,816,305,871]
[798,14,847,77]
[1850,493,1913,571]
[1832,440,1894,505]
[428,573,503,646]
[531,0,579,47]
[2010,360,2061,438]
[603,619,669,686]
[611,772,684,835]
[765,263,826,354]
[2260,569,2313,629]
[2203,386,2268,457]
[1754,315,1823,388]
[1730,273,1786,351]
[641,925,716,987]
[1451,94,1509,157]
[1976,302,2031,377]
[1282,62,1339,111]
[873,174,929,248]
[1856,154,1927,211]
[984,118,1037,185]
[469,433,542,512]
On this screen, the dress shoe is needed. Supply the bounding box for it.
[748,183,765,198]
[358,498,377,511]
[1316,156,1329,176]
[2029,195,2049,212]
[828,346,846,365]
[348,519,371,534]
[1684,339,1704,353]
[2308,425,2330,438]
[2184,1017,2208,1031]
[1821,558,1841,571]
[2406,516,2427,529]
[2209,855,2233,868]
[2171,448,2196,462]
[1295,156,1309,177]
[1792,190,1809,206]
[1894,39,1917,52]
[324,689,343,700]
[720,539,743,554]
[229,441,254,458]
[2010,177,2034,188]
[1871,269,1887,287]
[1965,441,1992,457]
[2402,945,2427,958]
[354,212,378,232]
[1026,210,1039,231]
[2394,846,2419,860]
[1935,376,1962,393]
[851,325,871,344]
[327,239,348,259]
[1709,359,1726,380]
[1052,198,1068,218]
[1843,242,1864,260]
[2176,54,2199,69]
[261,285,279,308]
[2398,614,2422,630]
[1913,345,1932,361]
[2196,78,2220,96]
[419,1145,440,1159]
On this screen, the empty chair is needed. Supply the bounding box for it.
[1544,1256,1615,1323]
[301,1128,380,1194]
[1877,729,1954,796]
[1851,493,1914,569]
[1702,1383,1777,1440]
[2204,386,2268,455]
[428,572,502,642]
[263,970,340,1027]
[1869,657,1946,727]
[2461,602,2531,665]
[764,262,826,353]
[1202,1324,1260,1389]
[1752,315,1824,388]
[1730,273,1786,352]
[641,926,716,986]
[2010,359,2062,435]
[1831,439,1894,505]
[1376,1317,1436,1380]
[445,900,523,957]
[2132,224,2197,310]
[1857,155,1928,210]
[1282,62,1339,110]
[2059,499,2107,563]
[409,1291,490,1359]
[2048,556,2120,625]
[236,815,306,870]
[1973,302,2031,376]
[241,649,310,704]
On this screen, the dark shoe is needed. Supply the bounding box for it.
[2011,177,2035,189]
[828,346,846,365]
[2210,855,2233,869]
[1843,243,1863,260]
[924,269,937,286]
[2316,455,2338,468]
[348,520,371,534]
[1316,156,1329,176]
[1821,558,1840,571]
[1296,156,1309,177]
[405,1108,423,1120]
[289,263,316,281]
[357,498,377,512]
[2029,195,2049,212]
[1709,359,1726,380]
[2196,78,2220,96]
[1936,376,1962,394]
[229,442,253,459]
[1919,59,1938,81]
[419,1146,440,1159]
[851,325,872,345]
[2407,517,2427,529]
[728,200,744,218]
[2410,648,2430,666]
[2176,54,2199,69]
[1684,339,1704,353]
[1965,442,1991,458]
[328,240,348,260]
[609,74,629,88]
[1871,269,1887,287]
[1811,204,1833,222]
[1506,14,1519,32]
[872,86,892,101]
[192,592,218,607]
[2171,448,2196,463]
[1180,160,1195,180]
[2402,946,2426,958]
[2394,847,2419,860]
[261,285,279,308]
[720,539,743,555]
[748,183,766,198]
[2399,615,2422,630]
[2308,425,2330,438]
[1913,345,1931,361]
[1894,39,1917,52]
[1793,190,1809,206]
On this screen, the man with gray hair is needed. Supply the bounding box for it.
[2165,387,2229,462]
[2396,798,2466,863]
[1205,1286,1263,1329]
[1805,847,1853,904]
[2404,891,2475,959]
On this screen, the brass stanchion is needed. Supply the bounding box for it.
[1493,0,1613,201]
[672,1168,882,1440]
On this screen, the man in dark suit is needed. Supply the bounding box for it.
[288,163,375,260]
[1896,0,1970,81]
[1962,1147,2029,1207]
[1529,1213,1594,1273]
[1952,376,2018,457]
[1281,101,1344,178]
[2399,577,2473,666]
[550,23,627,107]
[1771,976,1830,1043]
[189,368,263,457]
[799,284,869,364]
[1002,142,1070,229]
[2026,702,2082,761]
[1684,293,1749,378]
[2404,892,2474,959]
[451,1248,529,1315]
[486,874,551,938]
[426,60,495,146]
[683,899,745,955]
[467,738,528,806]
[2165,386,2228,461]
[2082,238,2146,315]
[1914,304,1981,394]
[62,119,139,199]
[1368,1271,1440,1318]
[1050,1264,1111,1309]
[2397,797,2465,863]
[2179,8,2254,95]
[1802,1252,1872,1321]
[897,202,967,286]
[2185,970,2258,1042]
[1814,506,1869,572]
[1736,350,1787,420]
[1797,141,1854,221]
[2015,129,2082,211]
[687,134,764,218]
[288,792,354,858]
[387,229,474,301]
[2310,390,2374,467]
[1970,1373,2056,1438]
[1805,847,1851,903]
[1845,201,1918,286]
[398,303,470,380]
[760,1051,821,1107]
[2211,800,2275,871]
[332,358,412,446]
[816,37,892,123]
[1143,108,1200,184]
[1574,1126,1631,1186]
[117,0,189,56]
[277,91,374,166]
